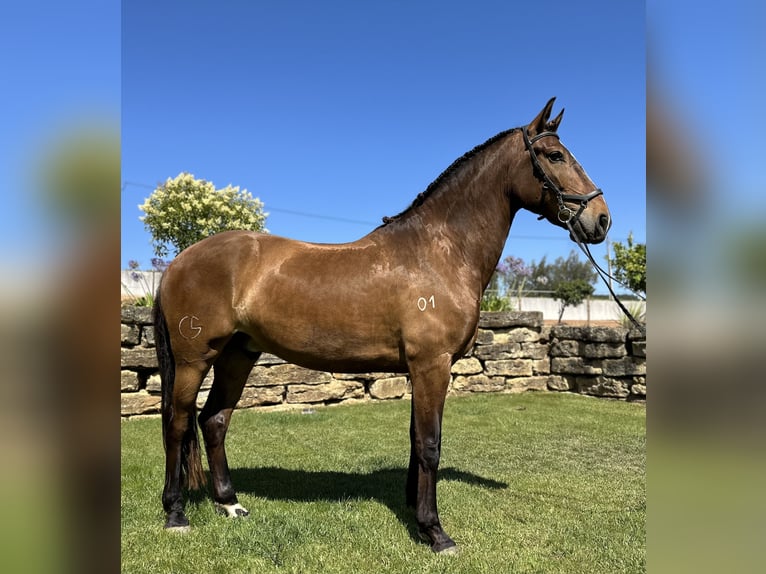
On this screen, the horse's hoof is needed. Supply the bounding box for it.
[215,502,250,518]
[164,510,190,531]
[436,543,459,556]
[418,530,458,555]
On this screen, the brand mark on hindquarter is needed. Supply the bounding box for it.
[179,315,203,339]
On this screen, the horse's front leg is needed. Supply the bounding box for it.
[406,399,419,508]
[407,354,457,554]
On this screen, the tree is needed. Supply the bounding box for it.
[139,172,268,258]
[525,250,598,322]
[609,233,646,295]
[481,255,532,311]
[553,279,594,323]
[527,250,598,294]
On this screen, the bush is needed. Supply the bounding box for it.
[609,233,646,295]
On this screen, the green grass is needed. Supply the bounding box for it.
[121,393,645,573]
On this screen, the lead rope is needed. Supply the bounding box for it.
[566,220,646,335]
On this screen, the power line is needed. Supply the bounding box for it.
[121,181,633,243]
[122,181,376,226]
[266,207,376,227]
[122,180,155,191]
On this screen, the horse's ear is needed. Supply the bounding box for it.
[546,108,564,132]
[527,97,557,136]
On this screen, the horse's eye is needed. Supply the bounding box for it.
[547,151,565,163]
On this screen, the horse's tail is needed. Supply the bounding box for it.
[154,286,207,490]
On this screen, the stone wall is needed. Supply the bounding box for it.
[120,306,646,417]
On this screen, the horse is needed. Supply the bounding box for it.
[153,98,611,554]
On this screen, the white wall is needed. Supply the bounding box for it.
[121,270,162,299]
[517,296,644,322]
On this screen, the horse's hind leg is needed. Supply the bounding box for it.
[199,333,259,519]
[162,363,210,531]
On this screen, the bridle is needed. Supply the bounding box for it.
[521,127,604,226]
[522,127,646,333]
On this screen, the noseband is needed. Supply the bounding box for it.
[521,127,603,225]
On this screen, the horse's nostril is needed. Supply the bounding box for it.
[598,214,611,234]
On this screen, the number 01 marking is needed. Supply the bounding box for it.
[417,295,436,312]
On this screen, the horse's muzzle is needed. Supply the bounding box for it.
[594,213,611,242]
[569,212,610,244]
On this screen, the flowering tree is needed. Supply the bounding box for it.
[139,172,268,258]
[481,255,533,311]
[500,256,533,304]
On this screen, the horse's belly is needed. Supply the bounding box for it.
[251,336,406,374]
[241,310,405,373]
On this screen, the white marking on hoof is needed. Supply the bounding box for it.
[216,502,250,518]
[165,525,191,534]
[437,544,459,556]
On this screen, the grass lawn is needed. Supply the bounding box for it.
[121,393,645,573]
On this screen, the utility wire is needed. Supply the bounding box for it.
[121,180,633,243]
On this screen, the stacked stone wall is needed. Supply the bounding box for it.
[121,307,645,417]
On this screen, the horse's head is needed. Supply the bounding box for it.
[516,98,611,244]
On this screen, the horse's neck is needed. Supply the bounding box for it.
[378,133,523,290]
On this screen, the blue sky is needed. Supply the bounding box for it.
[122,1,645,294]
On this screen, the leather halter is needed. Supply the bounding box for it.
[521,127,603,225]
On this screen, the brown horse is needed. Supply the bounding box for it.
[153,98,611,554]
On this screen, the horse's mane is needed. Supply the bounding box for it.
[380,128,518,226]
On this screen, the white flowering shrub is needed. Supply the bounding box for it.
[139,172,268,257]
